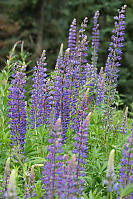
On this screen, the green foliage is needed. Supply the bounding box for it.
[0,75,132,198]
[119,183,133,198]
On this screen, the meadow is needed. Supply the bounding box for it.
[0,5,133,199]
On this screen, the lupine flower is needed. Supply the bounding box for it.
[113,120,120,134]
[54,43,64,71]
[103,5,127,132]
[96,67,106,107]
[120,107,128,134]
[53,47,71,140]
[104,5,127,100]
[84,64,96,111]
[104,149,116,192]
[60,49,71,140]
[41,118,64,198]
[115,126,133,198]
[75,88,90,132]
[7,63,27,158]
[4,169,17,199]
[49,45,64,126]
[63,154,77,198]
[67,19,79,133]
[30,50,47,129]
[53,48,70,140]
[80,88,90,112]
[43,78,54,126]
[91,10,100,72]
[105,5,127,81]
[53,46,63,124]
[73,112,91,196]
[68,18,77,52]
[68,17,89,132]
[77,17,89,86]
[1,158,10,195]
[24,166,37,199]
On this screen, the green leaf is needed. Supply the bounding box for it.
[120,183,133,197]
[89,190,94,199]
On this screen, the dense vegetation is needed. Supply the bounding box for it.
[0,4,133,199]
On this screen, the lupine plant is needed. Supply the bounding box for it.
[7,63,27,160]
[0,4,133,199]
[120,107,128,134]
[30,50,48,130]
[116,125,133,199]
[103,5,127,133]
[104,149,116,198]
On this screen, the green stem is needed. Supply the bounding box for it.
[110,191,112,199]
[14,152,27,189]
[107,192,109,199]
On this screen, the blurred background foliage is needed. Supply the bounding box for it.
[0,0,133,108]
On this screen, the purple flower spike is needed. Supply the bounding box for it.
[63,154,77,198]
[103,5,127,132]
[7,63,27,158]
[92,10,100,53]
[52,46,63,125]
[41,118,64,199]
[1,158,10,195]
[96,67,106,107]
[120,107,128,134]
[117,125,133,198]
[68,18,77,52]
[73,112,91,196]
[30,50,47,129]
[77,17,89,86]
[91,10,100,72]
[105,5,127,90]
[24,166,37,199]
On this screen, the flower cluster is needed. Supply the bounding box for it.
[73,112,91,194]
[41,112,91,198]
[1,158,10,196]
[25,166,37,199]
[30,50,48,129]
[103,5,127,132]
[41,118,64,198]
[117,126,133,198]
[96,67,105,107]
[105,5,127,95]
[7,63,27,158]
[91,10,100,71]
[68,18,77,53]
[63,154,77,198]
[120,107,128,134]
